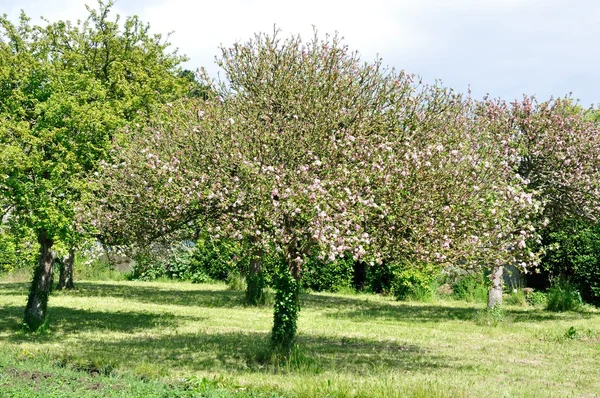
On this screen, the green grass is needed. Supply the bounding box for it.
[1,280,599,397]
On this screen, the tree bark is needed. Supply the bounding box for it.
[24,230,56,331]
[245,247,265,305]
[58,247,75,290]
[488,265,504,309]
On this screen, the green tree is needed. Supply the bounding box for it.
[0,1,188,331]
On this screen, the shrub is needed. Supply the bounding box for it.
[129,242,197,281]
[452,274,489,303]
[391,262,440,301]
[301,255,355,292]
[164,243,196,280]
[191,233,248,282]
[541,219,600,306]
[505,290,527,306]
[226,272,247,291]
[129,248,169,281]
[546,279,583,312]
[526,291,547,307]
[190,271,211,284]
[127,234,250,283]
[0,231,17,273]
[364,262,399,294]
[74,256,127,281]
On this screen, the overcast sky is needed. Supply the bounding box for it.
[2,0,599,106]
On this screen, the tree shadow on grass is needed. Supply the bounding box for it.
[0,285,466,377]
[313,293,599,323]
[0,299,458,376]
[505,308,598,322]
[59,330,458,376]
[4,282,596,325]
[0,282,30,296]
[0,305,204,343]
[53,282,245,309]
[318,300,478,323]
[0,281,246,308]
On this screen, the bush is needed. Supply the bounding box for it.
[546,279,583,312]
[301,255,355,292]
[526,291,547,307]
[129,248,169,281]
[0,231,17,273]
[226,272,247,291]
[129,242,198,281]
[391,262,440,301]
[164,244,196,280]
[541,219,600,306]
[505,290,527,306]
[364,262,399,294]
[74,256,127,281]
[127,234,249,283]
[191,233,248,282]
[452,274,489,303]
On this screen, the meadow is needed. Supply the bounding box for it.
[1,279,599,397]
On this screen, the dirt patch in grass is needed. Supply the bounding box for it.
[86,381,104,390]
[4,367,55,382]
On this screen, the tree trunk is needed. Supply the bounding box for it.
[58,247,75,290]
[271,258,301,355]
[24,230,56,331]
[245,247,265,305]
[488,265,504,309]
[271,220,303,355]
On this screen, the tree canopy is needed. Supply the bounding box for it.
[0,1,190,330]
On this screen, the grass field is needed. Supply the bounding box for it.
[0,280,599,397]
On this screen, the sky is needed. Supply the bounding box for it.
[2,0,599,106]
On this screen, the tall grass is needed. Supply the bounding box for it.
[546,279,583,312]
[451,275,488,303]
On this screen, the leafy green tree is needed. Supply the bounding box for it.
[0,1,187,331]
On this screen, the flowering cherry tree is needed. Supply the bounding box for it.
[493,97,600,221]
[95,31,557,351]
[352,83,542,309]
[478,96,600,306]
[96,30,405,352]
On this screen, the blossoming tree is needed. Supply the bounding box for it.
[96,30,405,353]
[478,96,600,306]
